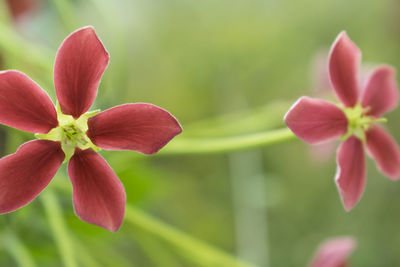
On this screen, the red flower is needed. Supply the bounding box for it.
[285,32,400,211]
[0,27,182,231]
[309,237,356,267]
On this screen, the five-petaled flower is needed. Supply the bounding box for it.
[0,26,182,231]
[285,31,400,211]
[309,236,356,267]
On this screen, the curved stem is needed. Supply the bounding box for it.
[183,101,291,138]
[125,206,257,267]
[2,230,37,267]
[49,0,78,33]
[50,180,256,267]
[41,190,77,267]
[0,23,53,73]
[160,127,296,155]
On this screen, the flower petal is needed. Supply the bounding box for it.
[361,65,398,117]
[329,31,361,107]
[335,136,365,211]
[309,237,356,267]
[87,103,182,154]
[68,148,126,232]
[54,26,109,118]
[0,140,64,214]
[366,126,400,180]
[0,70,58,133]
[284,97,348,144]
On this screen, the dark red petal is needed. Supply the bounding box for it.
[0,140,64,214]
[284,97,348,144]
[366,126,400,180]
[68,148,126,232]
[0,70,58,133]
[335,137,366,211]
[361,66,399,117]
[87,103,182,154]
[54,26,109,118]
[329,31,361,107]
[309,237,356,267]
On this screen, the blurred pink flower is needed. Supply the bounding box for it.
[6,0,40,21]
[0,26,182,231]
[309,237,356,267]
[285,31,400,210]
[310,50,332,95]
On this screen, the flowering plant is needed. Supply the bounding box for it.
[285,32,400,210]
[0,26,182,231]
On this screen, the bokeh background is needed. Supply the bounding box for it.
[0,0,399,266]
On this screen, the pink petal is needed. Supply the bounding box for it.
[329,31,361,107]
[68,148,126,232]
[0,70,58,133]
[335,137,366,211]
[284,97,348,144]
[54,26,109,119]
[87,103,182,154]
[366,126,400,180]
[361,65,398,117]
[0,140,64,214]
[309,237,356,267]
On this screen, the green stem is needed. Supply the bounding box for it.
[49,0,78,33]
[0,0,12,25]
[41,190,77,267]
[129,229,182,267]
[160,127,296,155]
[50,180,255,266]
[125,206,257,267]
[183,101,290,137]
[2,230,37,267]
[67,235,102,267]
[0,23,52,73]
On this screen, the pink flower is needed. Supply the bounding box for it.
[6,0,40,21]
[0,26,182,231]
[309,237,356,267]
[285,31,400,211]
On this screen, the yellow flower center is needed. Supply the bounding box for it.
[36,102,100,161]
[341,103,386,142]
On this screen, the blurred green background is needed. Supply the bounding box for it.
[0,0,399,266]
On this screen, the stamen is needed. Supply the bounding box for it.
[35,106,100,162]
[341,103,387,142]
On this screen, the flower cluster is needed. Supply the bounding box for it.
[0,27,182,231]
[285,32,400,210]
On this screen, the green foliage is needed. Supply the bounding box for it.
[0,0,399,266]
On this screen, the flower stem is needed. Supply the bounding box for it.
[183,101,291,137]
[48,0,78,33]
[70,236,101,267]
[125,206,257,267]
[160,127,296,155]
[2,230,37,267]
[41,190,77,267]
[128,229,182,267]
[0,23,53,73]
